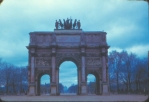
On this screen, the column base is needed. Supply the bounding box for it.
[27,86,36,96]
[50,83,57,95]
[102,83,109,95]
[80,84,87,95]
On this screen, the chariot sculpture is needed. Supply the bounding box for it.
[55,18,81,30]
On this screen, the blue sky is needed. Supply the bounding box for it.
[0,0,148,87]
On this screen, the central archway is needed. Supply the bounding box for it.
[59,61,78,95]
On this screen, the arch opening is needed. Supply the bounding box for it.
[59,61,78,95]
[87,74,97,95]
[39,74,50,95]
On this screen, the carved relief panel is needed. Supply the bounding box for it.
[86,53,101,68]
[86,58,101,66]
[86,34,101,43]
[35,53,51,67]
[35,58,51,67]
[30,34,52,45]
[56,35,80,42]
[36,35,51,45]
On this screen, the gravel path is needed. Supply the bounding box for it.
[0,94,148,102]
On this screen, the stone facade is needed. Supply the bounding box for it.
[26,29,110,95]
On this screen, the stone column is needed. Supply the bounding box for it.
[28,52,36,96]
[52,56,56,83]
[56,68,59,95]
[102,54,106,82]
[35,79,38,95]
[82,55,85,82]
[50,47,57,95]
[100,80,102,94]
[101,48,109,95]
[80,47,87,95]
[77,68,81,95]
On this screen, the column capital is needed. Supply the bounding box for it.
[30,53,36,57]
[101,52,107,56]
[80,47,86,56]
[56,67,59,70]
[51,47,56,56]
[80,53,86,56]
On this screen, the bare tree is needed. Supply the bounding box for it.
[122,52,138,93]
[17,66,28,93]
[133,58,148,93]
[0,59,28,94]
[109,50,124,93]
[0,62,14,94]
[109,50,148,94]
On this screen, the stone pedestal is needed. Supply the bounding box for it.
[50,83,57,95]
[80,83,87,95]
[102,83,109,95]
[28,85,36,96]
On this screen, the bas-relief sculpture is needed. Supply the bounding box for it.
[26,19,110,96]
[86,58,101,66]
[36,58,51,66]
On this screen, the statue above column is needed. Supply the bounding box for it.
[55,17,81,30]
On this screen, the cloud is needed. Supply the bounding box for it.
[41,74,50,84]
[87,74,96,83]
[59,61,77,87]
[109,44,149,58]
[0,0,148,86]
[126,44,149,57]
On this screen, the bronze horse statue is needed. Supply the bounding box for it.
[55,18,80,30]
[73,19,77,29]
[59,19,63,29]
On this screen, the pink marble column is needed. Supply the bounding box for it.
[52,56,56,83]
[78,68,81,94]
[81,56,85,82]
[28,53,36,96]
[31,56,35,82]
[50,47,57,95]
[56,69,59,94]
[102,55,107,82]
[101,48,109,95]
[35,80,38,95]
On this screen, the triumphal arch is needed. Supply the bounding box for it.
[27,18,109,95]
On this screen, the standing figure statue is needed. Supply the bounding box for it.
[65,18,70,29]
[77,20,81,29]
[55,20,59,29]
[66,18,69,25]
[73,19,77,29]
[69,19,72,29]
[63,19,66,29]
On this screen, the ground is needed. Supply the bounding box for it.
[0,94,148,102]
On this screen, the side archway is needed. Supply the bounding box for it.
[87,74,96,94]
[36,72,51,96]
[87,72,101,95]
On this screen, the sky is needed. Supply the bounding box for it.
[0,0,148,87]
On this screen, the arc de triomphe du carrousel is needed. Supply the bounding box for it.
[26,18,110,95]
